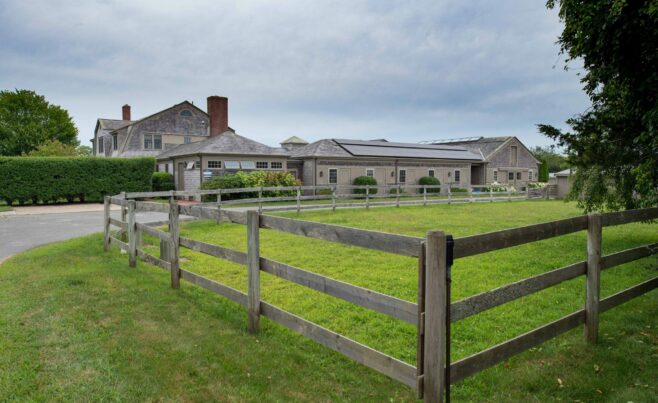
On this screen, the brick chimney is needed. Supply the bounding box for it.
[122,104,131,121]
[207,96,228,136]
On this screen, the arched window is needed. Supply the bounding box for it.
[179,110,192,117]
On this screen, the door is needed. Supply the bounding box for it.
[178,163,185,190]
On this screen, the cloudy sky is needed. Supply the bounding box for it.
[0,0,588,148]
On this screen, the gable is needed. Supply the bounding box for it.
[487,137,540,167]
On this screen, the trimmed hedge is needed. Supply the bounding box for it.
[353,176,378,194]
[152,172,175,192]
[200,171,300,201]
[418,176,441,193]
[0,157,154,205]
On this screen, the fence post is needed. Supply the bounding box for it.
[396,184,401,208]
[332,186,337,212]
[169,190,175,203]
[120,191,128,241]
[169,200,180,289]
[423,186,427,206]
[448,186,452,205]
[508,188,512,202]
[585,213,602,344]
[247,210,261,333]
[366,185,370,209]
[296,186,301,214]
[103,196,110,252]
[127,200,136,268]
[489,186,493,202]
[423,230,447,402]
[468,185,473,203]
[217,190,223,224]
[258,187,263,214]
[416,241,427,399]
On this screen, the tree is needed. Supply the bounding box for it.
[24,139,88,157]
[539,1,658,211]
[530,145,569,173]
[539,160,550,182]
[0,89,79,156]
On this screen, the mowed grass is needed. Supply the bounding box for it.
[1,201,656,401]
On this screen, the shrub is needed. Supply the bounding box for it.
[418,176,441,193]
[0,157,154,205]
[152,172,175,192]
[352,176,378,194]
[200,171,300,201]
[528,181,548,189]
[450,187,469,193]
[481,181,516,192]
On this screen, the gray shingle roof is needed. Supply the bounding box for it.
[97,119,134,138]
[280,136,309,145]
[429,136,512,159]
[290,139,484,161]
[156,130,288,160]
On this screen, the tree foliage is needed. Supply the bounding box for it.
[539,0,658,211]
[530,145,569,173]
[24,139,85,157]
[0,89,79,156]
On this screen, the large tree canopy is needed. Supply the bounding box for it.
[0,89,79,156]
[539,0,658,211]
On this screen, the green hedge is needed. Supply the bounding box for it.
[353,176,378,194]
[418,176,441,193]
[152,172,175,192]
[0,157,154,205]
[200,171,300,201]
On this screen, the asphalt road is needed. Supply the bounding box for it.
[0,210,170,262]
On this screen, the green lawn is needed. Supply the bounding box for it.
[1,200,656,401]
[0,202,11,212]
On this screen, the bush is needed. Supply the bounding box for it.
[450,187,469,193]
[528,181,548,189]
[352,176,378,194]
[152,172,175,192]
[418,176,441,193]
[200,171,300,201]
[0,157,154,205]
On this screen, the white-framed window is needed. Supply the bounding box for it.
[454,170,461,183]
[328,168,338,184]
[112,134,118,151]
[528,170,533,181]
[208,160,221,169]
[194,161,201,169]
[366,168,374,177]
[180,110,193,117]
[399,169,406,183]
[493,170,498,182]
[271,161,283,169]
[184,136,191,144]
[256,161,269,169]
[241,161,256,170]
[225,161,240,169]
[428,169,435,177]
[98,138,104,153]
[509,172,514,181]
[144,134,162,150]
[516,172,522,180]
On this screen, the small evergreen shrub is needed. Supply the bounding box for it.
[152,172,175,192]
[352,176,378,194]
[418,176,441,193]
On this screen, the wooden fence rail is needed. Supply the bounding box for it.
[103,195,658,402]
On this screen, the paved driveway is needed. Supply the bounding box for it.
[0,210,170,262]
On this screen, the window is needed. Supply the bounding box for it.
[186,161,196,170]
[184,136,191,144]
[528,170,533,181]
[271,161,283,169]
[329,169,338,184]
[256,161,269,169]
[454,170,461,183]
[516,172,522,180]
[399,169,406,183]
[224,161,240,169]
[241,161,256,169]
[493,170,498,182]
[208,160,221,169]
[112,134,118,151]
[366,168,374,177]
[428,169,435,177]
[510,146,518,166]
[144,134,162,150]
[179,110,193,117]
[98,138,104,153]
[194,161,201,169]
[509,172,514,181]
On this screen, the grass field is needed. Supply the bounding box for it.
[1,200,656,401]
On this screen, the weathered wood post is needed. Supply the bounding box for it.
[169,190,175,203]
[423,185,427,206]
[468,185,473,203]
[331,186,337,212]
[489,186,493,202]
[217,190,223,224]
[169,200,180,289]
[127,200,137,268]
[103,196,111,252]
[416,241,427,399]
[447,186,452,205]
[296,186,301,214]
[247,210,261,333]
[366,185,370,209]
[585,212,602,343]
[120,191,128,241]
[258,186,263,214]
[508,188,512,202]
[423,230,447,402]
[396,184,401,208]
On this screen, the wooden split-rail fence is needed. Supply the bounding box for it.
[103,193,658,402]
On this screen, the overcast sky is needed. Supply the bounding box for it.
[0,0,588,148]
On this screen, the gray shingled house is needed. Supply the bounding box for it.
[94,95,539,192]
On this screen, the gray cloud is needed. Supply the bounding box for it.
[0,0,588,147]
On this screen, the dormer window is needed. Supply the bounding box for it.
[180,110,192,117]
